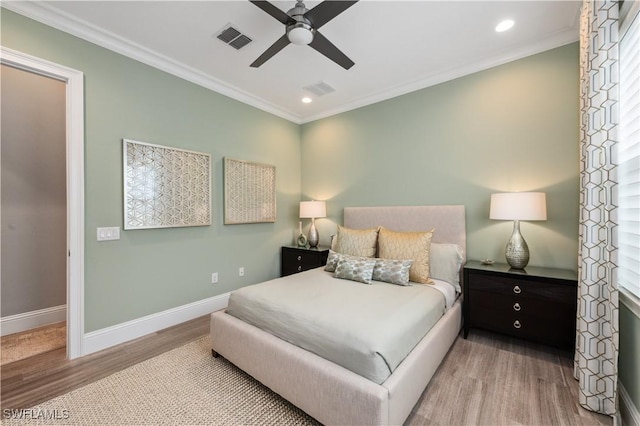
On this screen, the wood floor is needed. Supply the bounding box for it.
[1,316,209,411]
[1,316,612,426]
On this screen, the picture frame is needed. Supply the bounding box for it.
[224,157,276,224]
[123,139,211,230]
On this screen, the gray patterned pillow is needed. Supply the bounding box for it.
[373,258,414,286]
[334,256,376,284]
[324,250,342,272]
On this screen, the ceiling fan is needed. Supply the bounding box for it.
[249,0,358,70]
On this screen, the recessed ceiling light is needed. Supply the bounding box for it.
[495,19,515,33]
[302,97,312,104]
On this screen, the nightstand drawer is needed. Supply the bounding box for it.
[281,246,329,277]
[463,261,578,349]
[470,274,575,304]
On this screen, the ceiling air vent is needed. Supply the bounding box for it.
[303,81,336,97]
[216,25,252,50]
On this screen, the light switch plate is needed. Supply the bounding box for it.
[97,227,120,241]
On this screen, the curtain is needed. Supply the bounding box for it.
[575,0,619,418]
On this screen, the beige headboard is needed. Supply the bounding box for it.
[343,205,467,261]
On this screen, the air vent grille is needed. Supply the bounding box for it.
[303,81,336,97]
[216,25,252,50]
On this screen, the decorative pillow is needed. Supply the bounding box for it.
[334,225,379,258]
[430,243,464,292]
[324,249,342,272]
[334,256,376,284]
[377,227,435,284]
[372,258,414,286]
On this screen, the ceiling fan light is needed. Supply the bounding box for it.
[288,26,313,45]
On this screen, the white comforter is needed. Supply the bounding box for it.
[226,268,446,384]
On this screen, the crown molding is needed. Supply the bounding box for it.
[4,2,578,125]
[301,28,579,124]
[2,2,303,124]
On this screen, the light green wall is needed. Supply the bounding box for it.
[620,301,640,410]
[301,43,580,271]
[1,10,302,332]
[301,41,640,415]
[4,14,637,411]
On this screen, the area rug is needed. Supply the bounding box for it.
[1,337,318,425]
[1,322,66,366]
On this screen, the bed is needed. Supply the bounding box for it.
[210,205,466,425]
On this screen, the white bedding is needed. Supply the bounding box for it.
[226,267,448,384]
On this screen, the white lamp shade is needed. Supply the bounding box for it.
[490,192,547,221]
[300,200,326,219]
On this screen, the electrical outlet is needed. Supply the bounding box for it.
[211,272,218,284]
[239,267,245,277]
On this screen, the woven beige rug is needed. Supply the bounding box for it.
[1,322,66,365]
[2,337,318,425]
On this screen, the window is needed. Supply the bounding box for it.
[619,0,640,303]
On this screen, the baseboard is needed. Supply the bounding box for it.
[0,305,67,336]
[620,381,640,426]
[82,293,230,356]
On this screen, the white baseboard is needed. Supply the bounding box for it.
[620,381,640,426]
[82,293,230,356]
[0,305,67,336]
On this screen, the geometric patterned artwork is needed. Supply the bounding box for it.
[123,139,211,229]
[574,0,619,417]
[223,157,276,224]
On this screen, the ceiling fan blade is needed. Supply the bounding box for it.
[305,0,358,30]
[309,31,354,70]
[250,34,291,68]
[249,0,292,25]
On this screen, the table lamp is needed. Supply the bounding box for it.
[490,192,547,269]
[299,200,326,248]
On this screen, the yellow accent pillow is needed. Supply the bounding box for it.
[334,225,379,258]
[377,226,435,284]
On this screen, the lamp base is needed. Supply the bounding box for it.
[308,218,319,248]
[505,220,529,269]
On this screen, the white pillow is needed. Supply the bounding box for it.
[430,243,464,292]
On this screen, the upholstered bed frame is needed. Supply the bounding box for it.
[210,205,466,425]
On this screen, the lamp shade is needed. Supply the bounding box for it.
[299,200,326,219]
[490,192,547,221]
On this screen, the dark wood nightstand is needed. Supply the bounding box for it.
[281,245,329,277]
[463,260,578,350]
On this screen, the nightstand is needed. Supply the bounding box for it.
[281,245,329,277]
[463,260,578,349]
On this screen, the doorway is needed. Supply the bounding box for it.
[1,63,67,363]
[0,47,84,359]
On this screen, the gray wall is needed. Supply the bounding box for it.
[301,43,580,271]
[1,10,302,332]
[1,64,67,317]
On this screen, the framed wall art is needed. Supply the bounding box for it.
[224,157,276,224]
[123,139,211,230]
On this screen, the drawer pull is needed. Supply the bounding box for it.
[513,285,522,294]
[513,303,521,312]
[513,320,522,329]
[297,266,302,271]
[297,255,302,261]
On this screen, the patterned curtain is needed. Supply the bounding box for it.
[575,0,619,417]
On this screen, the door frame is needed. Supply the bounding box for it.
[1,46,85,359]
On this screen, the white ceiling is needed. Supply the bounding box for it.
[4,1,581,123]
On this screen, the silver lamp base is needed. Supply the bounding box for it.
[308,218,319,248]
[505,220,529,269]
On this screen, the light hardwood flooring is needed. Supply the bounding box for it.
[1,316,612,425]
